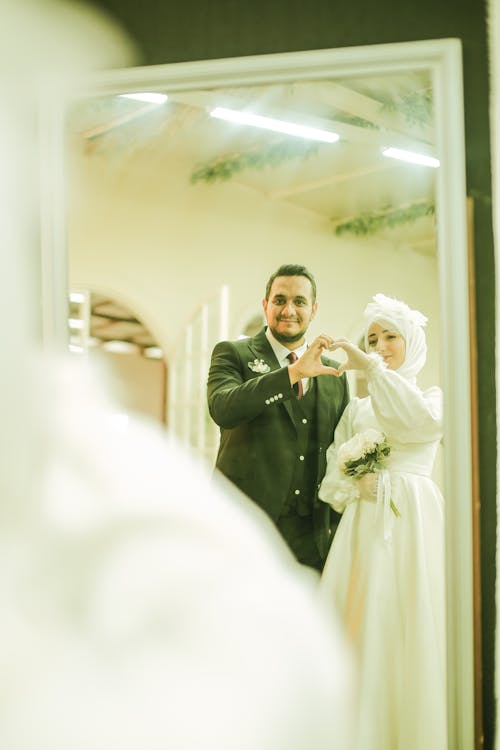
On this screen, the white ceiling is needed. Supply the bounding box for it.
[67,70,438,346]
[68,69,437,252]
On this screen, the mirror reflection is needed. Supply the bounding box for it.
[65,69,441,466]
[63,59,455,749]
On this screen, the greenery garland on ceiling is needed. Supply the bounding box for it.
[190,139,320,184]
[333,200,435,236]
[380,90,433,128]
[331,113,379,130]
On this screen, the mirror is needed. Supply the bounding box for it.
[41,39,474,748]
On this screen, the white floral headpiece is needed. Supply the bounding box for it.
[363,293,428,382]
[364,293,427,333]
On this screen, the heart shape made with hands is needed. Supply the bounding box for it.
[323,337,371,375]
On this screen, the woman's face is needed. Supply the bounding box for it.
[367,322,406,370]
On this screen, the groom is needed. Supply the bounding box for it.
[207,263,349,571]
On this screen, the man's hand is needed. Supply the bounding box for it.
[288,334,339,384]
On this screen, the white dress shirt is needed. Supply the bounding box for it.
[265,327,310,395]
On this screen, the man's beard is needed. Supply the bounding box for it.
[271,326,305,344]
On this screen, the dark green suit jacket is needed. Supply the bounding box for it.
[207,328,349,561]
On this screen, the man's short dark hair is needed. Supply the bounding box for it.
[265,264,317,302]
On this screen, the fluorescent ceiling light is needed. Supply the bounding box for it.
[69,291,86,303]
[119,92,168,104]
[210,107,339,143]
[143,346,164,359]
[102,340,139,354]
[382,147,440,168]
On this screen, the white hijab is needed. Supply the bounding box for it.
[363,293,428,382]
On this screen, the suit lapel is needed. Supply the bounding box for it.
[248,328,295,424]
[248,328,280,368]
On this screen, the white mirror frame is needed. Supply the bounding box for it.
[40,38,473,749]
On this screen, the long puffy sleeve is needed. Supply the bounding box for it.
[365,355,443,444]
[318,400,361,513]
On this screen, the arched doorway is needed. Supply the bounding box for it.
[68,289,167,425]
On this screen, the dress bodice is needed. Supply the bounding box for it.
[318,358,443,514]
[350,396,440,477]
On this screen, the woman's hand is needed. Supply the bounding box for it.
[327,338,372,374]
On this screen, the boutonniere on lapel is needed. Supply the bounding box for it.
[248,358,271,374]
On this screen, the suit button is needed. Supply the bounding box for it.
[302,418,307,424]
[265,399,270,405]
[294,489,300,495]
[278,393,283,398]
[299,455,305,461]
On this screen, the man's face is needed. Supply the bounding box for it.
[262,275,317,345]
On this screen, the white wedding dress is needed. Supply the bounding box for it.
[319,357,447,750]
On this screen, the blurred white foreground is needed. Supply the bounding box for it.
[0,355,356,749]
[0,2,355,747]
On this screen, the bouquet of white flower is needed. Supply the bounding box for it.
[336,428,400,517]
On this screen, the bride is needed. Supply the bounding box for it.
[318,293,446,750]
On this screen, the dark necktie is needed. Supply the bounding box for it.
[287,351,303,399]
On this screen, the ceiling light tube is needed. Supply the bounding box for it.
[119,93,168,104]
[143,346,164,359]
[210,107,339,143]
[102,340,139,354]
[382,146,440,168]
[69,291,86,303]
